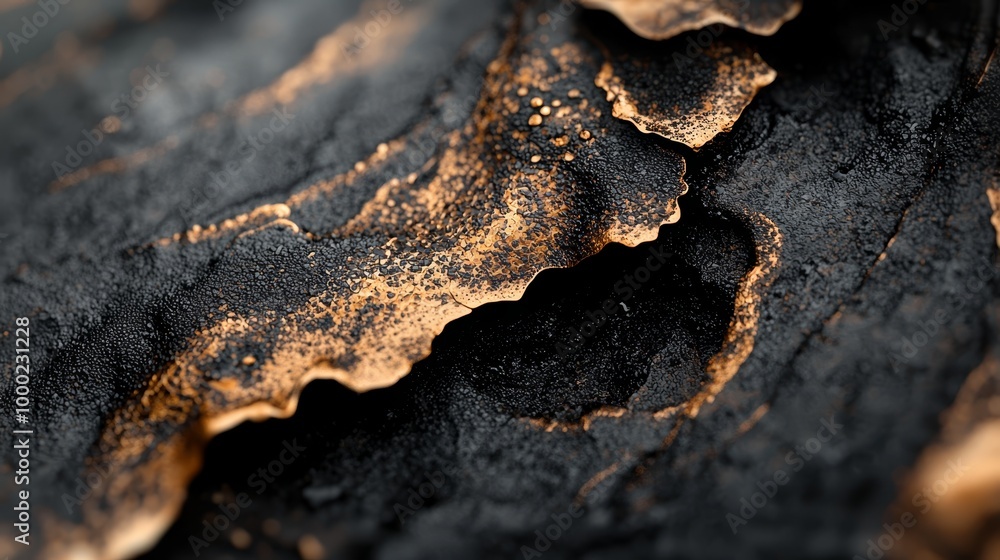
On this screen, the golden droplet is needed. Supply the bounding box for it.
[568,89,581,98]
[241,355,256,366]
[563,153,575,162]
[517,87,528,97]
[298,535,325,560]
[579,130,591,140]
[100,116,121,134]
[528,114,543,126]
[530,97,544,108]
[262,518,281,537]
[230,528,251,550]
[540,106,551,116]
[530,155,541,163]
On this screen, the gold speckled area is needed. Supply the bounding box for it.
[596,41,776,148]
[580,0,802,40]
[24,2,785,557]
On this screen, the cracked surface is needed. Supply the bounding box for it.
[1,0,999,559]
[0,0,781,558]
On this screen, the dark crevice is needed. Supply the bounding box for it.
[139,188,756,559]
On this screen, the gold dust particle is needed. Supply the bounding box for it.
[262,518,281,537]
[517,87,528,97]
[230,528,251,550]
[100,116,121,134]
[528,114,543,126]
[298,534,325,560]
[568,89,580,98]
[564,153,575,161]
[354,161,367,173]
[579,130,591,140]
[540,106,551,116]
[553,135,569,147]
[530,155,541,163]
[376,143,389,155]
[552,99,562,107]
[241,355,256,366]
[530,97,544,108]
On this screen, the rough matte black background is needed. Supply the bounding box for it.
[2,0,998,558]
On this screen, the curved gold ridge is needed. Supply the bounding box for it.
[26,3,790,558]
[595,45,776,149]
[580,0,803,41]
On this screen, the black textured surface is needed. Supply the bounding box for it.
[1,0,999,559]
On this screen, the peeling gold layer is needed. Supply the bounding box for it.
[23,3,784,556]
[580,0,803,40]
[26,0,786,554]
[596,42,775,148]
